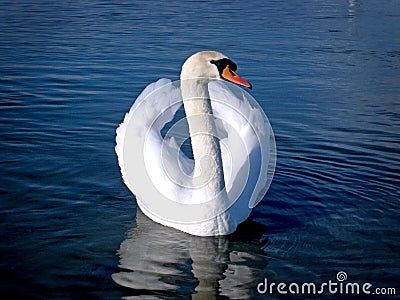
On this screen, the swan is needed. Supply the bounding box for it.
[116,51,276,236]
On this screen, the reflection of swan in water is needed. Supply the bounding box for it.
[112,210,269,299]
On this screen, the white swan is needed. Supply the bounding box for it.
[116,51,275,236]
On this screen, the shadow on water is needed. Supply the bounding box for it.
[112,210,269,299]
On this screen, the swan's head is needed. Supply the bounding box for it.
[180,51,252,89]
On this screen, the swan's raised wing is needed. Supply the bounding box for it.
[115,79,194,209]
[209,80,276,209]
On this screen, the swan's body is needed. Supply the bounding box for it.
[116,51,275,236]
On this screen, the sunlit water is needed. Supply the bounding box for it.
[1,1,399,299]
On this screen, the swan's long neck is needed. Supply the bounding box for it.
[181,79,226,201]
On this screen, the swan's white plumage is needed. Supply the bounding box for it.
[116,52,275,236]
[116,78,180,186]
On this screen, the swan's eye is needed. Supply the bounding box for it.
[228,61,237,72]
[210,60,216,64]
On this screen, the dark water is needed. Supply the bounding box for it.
[1,0,399,299]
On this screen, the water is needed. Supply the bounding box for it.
[1,0,399,298]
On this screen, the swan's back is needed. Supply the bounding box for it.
[115,79,275,236]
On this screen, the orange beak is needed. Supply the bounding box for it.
[221,65,252,89]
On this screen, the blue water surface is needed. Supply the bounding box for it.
[1,0,399,299]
